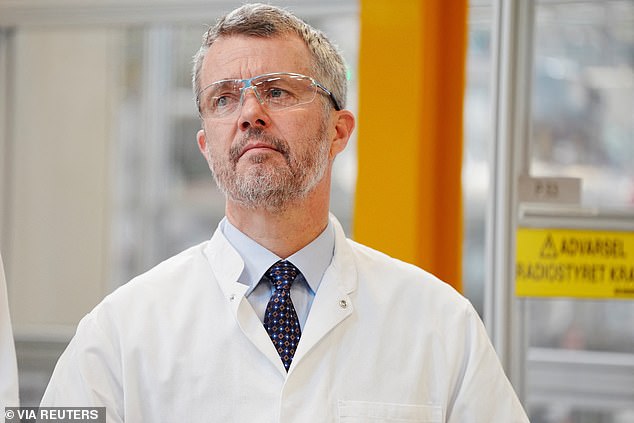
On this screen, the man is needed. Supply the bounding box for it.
[42,3,529,422]
[1,253,19,410]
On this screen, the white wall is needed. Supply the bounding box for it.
[6,28,121,333]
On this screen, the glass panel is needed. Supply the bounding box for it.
[528,299,634,353]
[526,1,634,421]
[530,0,634,208]
[528,0,634,352]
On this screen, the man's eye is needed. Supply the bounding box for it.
[211,94,239,111]
[264,87,295,104]
[269,88,286,98]
[215,96,229,107]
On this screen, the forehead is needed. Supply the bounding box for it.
[200,34,313,86]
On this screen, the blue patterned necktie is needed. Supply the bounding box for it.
[263,260,302,371]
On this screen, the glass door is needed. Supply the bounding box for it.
[482,1,634,422]
[522,1,634,422]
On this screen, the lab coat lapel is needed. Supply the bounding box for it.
[290,216,357,371]
[204,227,288,376]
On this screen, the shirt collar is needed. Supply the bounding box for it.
[220,217,335,295]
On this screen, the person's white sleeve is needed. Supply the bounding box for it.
[40,311,124,423]
[0,253,19,409]
[447,303,530,422]
[0,256,20,411]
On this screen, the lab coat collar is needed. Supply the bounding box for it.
[289,213,357,375]
[327,212,357,295]
[205,214,355,297]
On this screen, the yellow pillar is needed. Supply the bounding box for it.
[354,0,467,291]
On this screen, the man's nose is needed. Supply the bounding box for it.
[238,87,269,131]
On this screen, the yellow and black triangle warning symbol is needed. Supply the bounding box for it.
[539,234,558,259]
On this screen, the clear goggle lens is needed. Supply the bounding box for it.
[197,72,339,118]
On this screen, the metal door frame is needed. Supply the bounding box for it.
[486,0,535,399]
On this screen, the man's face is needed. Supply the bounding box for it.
[196,35,333,211]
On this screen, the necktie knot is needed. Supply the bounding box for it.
[266,260,299,291]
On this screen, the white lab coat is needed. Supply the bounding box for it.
[41,216,528,422]
[0,253,19,409]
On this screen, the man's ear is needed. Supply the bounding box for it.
[329,110,355,160]
[197,129,209,161]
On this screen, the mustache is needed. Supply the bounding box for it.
[228,128,290,163]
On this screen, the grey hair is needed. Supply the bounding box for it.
[192,3,347,110]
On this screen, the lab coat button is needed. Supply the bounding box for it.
[229,294,236,301]
[339,299,348,309]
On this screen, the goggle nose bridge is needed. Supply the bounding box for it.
[238,80,264,106]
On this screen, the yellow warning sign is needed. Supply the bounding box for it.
[515,227,634,299]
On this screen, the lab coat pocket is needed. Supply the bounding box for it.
[338,400,442,422]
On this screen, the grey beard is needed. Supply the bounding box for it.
[209,125,329,212]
